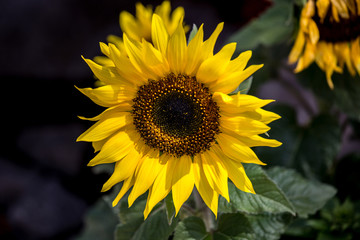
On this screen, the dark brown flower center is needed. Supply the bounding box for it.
[313,1,360,42]
[132,73,220,157]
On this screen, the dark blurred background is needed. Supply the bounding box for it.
[0,0,271,239]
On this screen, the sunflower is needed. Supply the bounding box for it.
[94,1,188,67]
[77,14,281,219]
[119,0,187,41]
[289,0,360,89]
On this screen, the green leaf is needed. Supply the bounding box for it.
[75,198,119,240]
[115,198,146,240]
[131,209,177,240]
[115,194,178,240]
[266,167,337,218]
[307,219,329,231]
[173,216,209,240]
[215,213,255,239]
[117,196,147,224]
[219,165,295,215]
[228,0,295,51]
[115,207,177,240]
[214,212,293,240]
[246,213,293,240]
[284,218,314,237]
[230,76,253,95]
[317,232,352,240]
[188,24,198,44]
[296,114,341,178]
[256,104,341,180]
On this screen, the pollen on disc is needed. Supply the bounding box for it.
[132,73,220,157]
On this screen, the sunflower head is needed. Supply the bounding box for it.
[94,1,189,73]
[78,12,281,219]
[119,0,189,42]
[132,73,221,157]
[289,0,360,89]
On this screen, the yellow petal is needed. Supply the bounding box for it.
[107,35,127,55]
[82,57,126,85]
[213,92,274,115]
[144,154,174,219]
[325,71,335,89]
[331,4,340,22]
[217,133,266,165]
[220,115,270,136]
[308,20,320,44]
[128,150,164,207]
[119,11,141,41]
[123,34,146,74]
[201,22,224,58]
[87,129,140,166]
[186,22,224,77]
[168,6,186,35]
[289,31,305,64]
[124,34,166,80]
[254,108,281,124]
[99,42,111,57]
[172,155,195,215]
[351,37,360,75]
[334,42,356,76]
[101,147,143,192]
[112,175,135,207]
[232,134,282,148]
[294,41,316,73]
[210,64,263,94]
[226,50,252,73]
[142,40,170,77]
[108,43,147,85]
[155,1,186,35]
[193,155,219,217]
[167,18,188,74]
[331,0,349,19]
[201,150,229,202]
[304,0,316,17]
[78,105,125,122]
[223,159,255,193]
[76,85,133,108]
[142,41,165,66]
[185,24,204,75]
[77,112,131,142]
[93,56,114,67]
[155,1,171,19]
[196,43,236,83]
[92,139,107,152]
[315,42,342,89]
[316,0,331,22]
[135,3,152,40]
[151,14,169,56]
[211,145,255,193]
